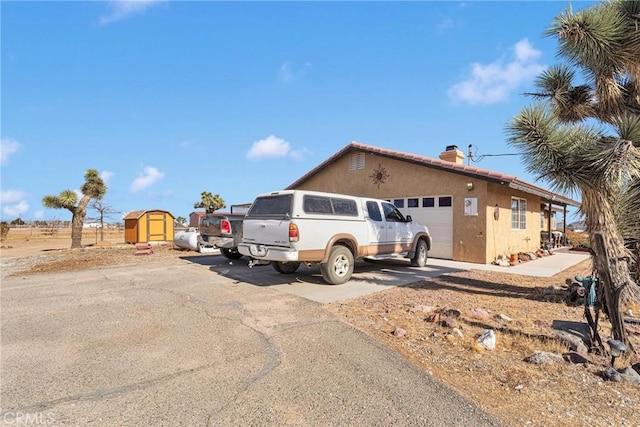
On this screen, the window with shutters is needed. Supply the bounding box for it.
[349,153,365,170]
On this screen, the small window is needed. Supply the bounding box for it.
[349,153,365,170]
[393,199,405,208]
[408,198,419,208]
[511,197,527,230]
[422,197,435,208]
[438,196,452,207]
[248,194,292,217]
[303,196,333,214]
[366,201,382,221]
[331,198,358,216]
[383,202,406,223]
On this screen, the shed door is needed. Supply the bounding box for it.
[147,213,167,241]
[396,196,453,260]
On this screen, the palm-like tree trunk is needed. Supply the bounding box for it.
[69,195,92,249]
[582,189,639,346]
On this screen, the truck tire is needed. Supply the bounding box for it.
[320,245,354,285]
[221,248,243,260]
[410,238,428,267]
[272,261,301,274]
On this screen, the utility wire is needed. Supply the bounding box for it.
[467,144,519,164]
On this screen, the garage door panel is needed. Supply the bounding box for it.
[401,205,453,260]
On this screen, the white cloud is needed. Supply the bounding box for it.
[247,135,291,160]
[33,210,44,219]
[448,38,546,105]
[130,165,165,193]
[1,138,21,165]
[101,170,115,183]
[2,200,29,218]
[278,61,311,83]
[99,0,164,25]
[0,190,25,204]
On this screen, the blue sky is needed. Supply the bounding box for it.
[1,0,596,222]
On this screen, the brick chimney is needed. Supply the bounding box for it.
[439,145,465,164]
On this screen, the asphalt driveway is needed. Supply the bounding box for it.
[1,258,500,426]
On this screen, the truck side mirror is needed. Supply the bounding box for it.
[406,215,412,222]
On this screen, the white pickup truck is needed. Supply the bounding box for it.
[237,190,432,285]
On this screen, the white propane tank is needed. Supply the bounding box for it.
[173,228,201,251]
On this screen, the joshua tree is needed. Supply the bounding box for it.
[194,192,225,213]
[506,0,640,346]
[175,216,187,228]
[42,169,107,249]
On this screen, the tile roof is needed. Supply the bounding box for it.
[286,141,580,207]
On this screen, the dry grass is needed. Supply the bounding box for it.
[327,262,640,426]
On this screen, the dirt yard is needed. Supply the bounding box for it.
[1,227,639,426]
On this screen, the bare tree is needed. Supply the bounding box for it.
[89,200,121,242]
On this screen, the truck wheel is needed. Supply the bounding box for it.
[410,239,428,267]
[272,261,301,274]
[221,248,243,260]
[320,245,354,285]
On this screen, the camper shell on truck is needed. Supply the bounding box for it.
[238,190,432,285]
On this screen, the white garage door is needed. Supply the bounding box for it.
[394,196,453,260]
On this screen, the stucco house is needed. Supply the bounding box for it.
[286,141,580,264]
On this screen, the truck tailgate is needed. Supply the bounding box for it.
[242,219,291,247]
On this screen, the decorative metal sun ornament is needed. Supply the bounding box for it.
[370,163,390,188]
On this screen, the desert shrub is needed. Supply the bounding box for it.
[0,222,9,240]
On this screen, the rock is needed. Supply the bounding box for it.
[563,351,591,364]
[440,317,457,328]
[524,350,564,365]
[603,367,623,382]
[441,308,461,318]
[451,328,464,337]
[477,329,496,351]
[495,313,513,322]
[493,258,510,267]
[392,327,407,338]
[518,253,531,262]
[424,313,439,323]
[409,305,434,314]
[553,330,589,355]
[619,366,640,384]
[469,308,490,320]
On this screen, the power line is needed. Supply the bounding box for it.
[467,144,519,165]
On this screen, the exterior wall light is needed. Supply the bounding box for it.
[466,182,474,191]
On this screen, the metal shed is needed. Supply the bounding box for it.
[124,209,175,244]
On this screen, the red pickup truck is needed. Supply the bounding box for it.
[197,204,248,259]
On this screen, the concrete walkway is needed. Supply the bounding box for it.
[429,248,591,278]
